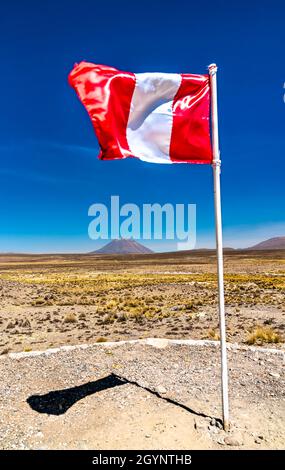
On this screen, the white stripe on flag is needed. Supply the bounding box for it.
[126,73,182,163]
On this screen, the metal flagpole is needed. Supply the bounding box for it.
[208,63,229,431]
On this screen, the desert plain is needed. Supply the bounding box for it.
[0,249,284,352]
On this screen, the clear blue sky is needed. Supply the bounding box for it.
[0,0,284,252]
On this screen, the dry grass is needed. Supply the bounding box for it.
[96,337,108,343]
[63,312,77,323]
[2,270,284,310]
[207,328,220,341]
[32,297,46,306]
[246,326,281,345]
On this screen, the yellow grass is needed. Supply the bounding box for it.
[246,326,281,345]
[207,328,220,341]
[63,312,77,323]
[96,337,108,343]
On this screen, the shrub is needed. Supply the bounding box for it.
[246,326,281,345]
[96,337,108,343]
[117,312,128,322]
[208,329,220,341]
[63,312,77,323]
[102,313,115,324]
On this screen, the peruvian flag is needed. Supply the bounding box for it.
[69,62,212,164]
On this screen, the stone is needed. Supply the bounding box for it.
[209,426,219,434]
[194,418,208,432]
[224,436,242,446]
[156,386,167,395]
[269,372,280,379]
[217,437,225,445]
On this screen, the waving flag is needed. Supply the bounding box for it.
[69,62,212,164]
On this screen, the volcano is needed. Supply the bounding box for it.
[91,239,153,255]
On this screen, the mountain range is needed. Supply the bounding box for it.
[90,236,285,254]
[247,236,285,250]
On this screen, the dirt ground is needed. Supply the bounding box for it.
[0,339,284,450]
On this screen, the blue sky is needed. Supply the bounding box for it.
[0,0,284,253]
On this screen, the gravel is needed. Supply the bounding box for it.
[0,338,284,450]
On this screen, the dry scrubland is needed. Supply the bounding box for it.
[0,249,284,353]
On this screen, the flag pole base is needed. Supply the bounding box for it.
[223,420,230,432]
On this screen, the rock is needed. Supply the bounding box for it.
[156,386,167,395]
[269,372,280,379]
[208,425,219,434]
[217,437,225,445]
[224,436,242,446]
[194,418,208,432]
[216,420,223,430]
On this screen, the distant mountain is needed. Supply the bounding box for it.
[91,239,153,255]
[247,236,285,250]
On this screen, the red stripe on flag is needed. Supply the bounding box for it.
[170,74,212,164]
[68,62,136,160]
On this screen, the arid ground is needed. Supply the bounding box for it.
[0,250,284,449]
[0,250,284,353]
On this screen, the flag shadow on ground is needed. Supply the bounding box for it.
[27,374,125,415]
[27,373,220,424]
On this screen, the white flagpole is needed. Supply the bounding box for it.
[208,63,229,431]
